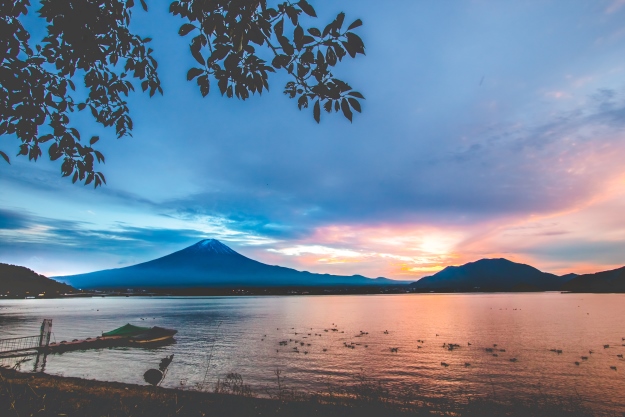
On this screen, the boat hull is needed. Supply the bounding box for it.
[128,327,178,344]
[43,326,177,352]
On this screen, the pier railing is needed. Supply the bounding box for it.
[0,335,43,355]
[0,319,53,357]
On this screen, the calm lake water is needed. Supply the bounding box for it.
[1,294,624,414]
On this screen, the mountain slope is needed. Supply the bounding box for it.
[56,239,396,289]
[0,263,77,297]
[561,266,625,292]
[409,258,572,291]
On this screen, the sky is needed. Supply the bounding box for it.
[2,0,625,280]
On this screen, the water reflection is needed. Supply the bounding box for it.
[0,294,624,414]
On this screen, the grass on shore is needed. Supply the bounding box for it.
[0,366,600,417]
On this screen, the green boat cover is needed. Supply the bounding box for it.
[102,323,151,337]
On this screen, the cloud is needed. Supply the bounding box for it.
[0,207,212,273]
[156,86,625,237]
[0,209,32,230]
[269,245,362,258]
[606,0,625,14]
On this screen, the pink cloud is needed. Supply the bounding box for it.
[243,146,625,280]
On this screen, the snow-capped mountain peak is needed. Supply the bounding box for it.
[187,239,238,255]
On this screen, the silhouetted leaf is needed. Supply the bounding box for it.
[190,41,204,64]
[218,77,228,95]
[94,150,105,163]
[274,19,284,37]
[298,94,308,109]
[38,134,54,143]
[48,143,62,161]
[326,48,337,66]
[322,22,332,37]
[187,67,204,81]
[307,27,321,37]
[278,36,294,55]
[341,98,352,122]
[335,13,345,30]
[197,75,210,96]
[294,25,304,48]
[348,91,365,99]
[179,23,195,36]
[298,0,317,17]
[348,97,361,112]
[346,33,365,55]
[348,19,363,30]
[0,151,9,164]
[314,100,320,123]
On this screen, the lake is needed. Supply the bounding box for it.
[1,293,624,414]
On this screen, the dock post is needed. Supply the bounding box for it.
[33,319,52,372]
[38,319,52,349]
[33,350,48,373]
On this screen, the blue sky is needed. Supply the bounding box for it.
[2,0,625,279]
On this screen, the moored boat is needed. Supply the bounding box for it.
[128,326,178,344]
[101,323,152,338]
[102,323,178,345]
[42,323,177,353]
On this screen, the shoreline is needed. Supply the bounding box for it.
[0,287,625,301]
[0,367,598,416]
[0,367,434,417]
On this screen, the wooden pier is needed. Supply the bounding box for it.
[1,320,176,359]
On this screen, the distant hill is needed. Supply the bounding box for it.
[559,273,579,281]
[0,263,77,298]
[561,266,625,293]
[56,239,398,289]
[409,258,574,292]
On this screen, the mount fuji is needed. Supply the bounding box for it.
[56,239,396,289]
